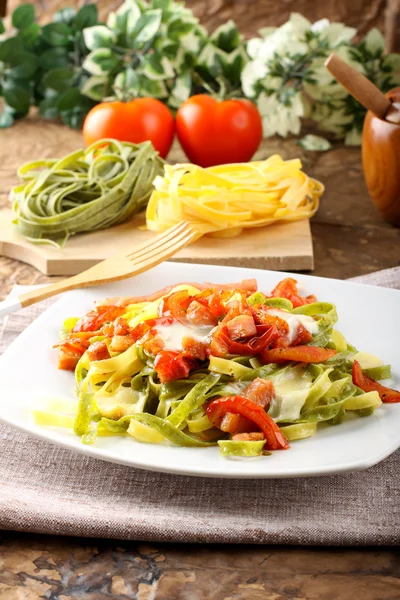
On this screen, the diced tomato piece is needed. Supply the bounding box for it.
[193,289,224,319]
[100,322,115,337]
[261,345,336,364]
[220,412,255,434]
[291,323,313,346]
[130,321,152,342]
[73,305,126,333]
[270,278,316,308]
[186,300,216,326]
[159,291,192,319]
[205,396,289,450]
[226,314,257,340]
[232,432,265,441]
[182,336,207,361]
[243,378,275,408]
[154,350,197,383]
[352,360,400,403]
[222,296,252,322]
[209,324,231,357]
[57,347,81,371]
[228,325,278,356]
[87,340,110,362]
[55,336,91,356]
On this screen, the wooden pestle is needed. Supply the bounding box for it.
[325,53,400,124]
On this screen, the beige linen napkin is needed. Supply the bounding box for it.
[0,267,399,544]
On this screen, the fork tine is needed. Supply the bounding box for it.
[127,229,199,277]
[126,221,191,260]
[128,226,199,267]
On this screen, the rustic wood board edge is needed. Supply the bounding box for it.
[0,209,314,275]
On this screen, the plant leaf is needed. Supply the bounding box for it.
[39,47,69,70]
[0,38,23,63]
[18,22,40,49]
[132,9,162,46]
[8,51,38,78]
[210,20,241,52]
[298,134,332,151]
[0,20,5,35]
[83,48,120,76]
[41,23,71,47]
[167,18,194,41]
[81,75,109,100]
[143,53,175,80]
[3,85,31,113]
[74,4,98,30]
[39,96,59,119]
[114,67,139,92]
[83,25,116,51]
[57,88,82,111]
[12,4,35,30]
[42,67,74,92]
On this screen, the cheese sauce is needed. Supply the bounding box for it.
[266,309,319,343]
[154,322,214,351]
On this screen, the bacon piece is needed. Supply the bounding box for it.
[182,336,207,361]
[220,412,255,434]
[57,347,81,371]
[86,341,110,362]
[226,314,257,340]
[109,335,135,353]
[243,378,275,408]
[186,300,216,326]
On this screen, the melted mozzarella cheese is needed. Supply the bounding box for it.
[267,309,319,343]
[155,322,214,351]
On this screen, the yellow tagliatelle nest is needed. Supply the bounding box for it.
[146,155,324,236]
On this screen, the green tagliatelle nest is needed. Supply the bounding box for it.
[11,139,164,247]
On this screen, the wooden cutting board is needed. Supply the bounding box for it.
[0,208,313,275]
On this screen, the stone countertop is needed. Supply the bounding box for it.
[0,117,399,598]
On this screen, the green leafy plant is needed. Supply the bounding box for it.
[81,0,206,109]
[242,14,400,144]
[193,20,248,98]
[0,4,39,127]
[35,4,100,128]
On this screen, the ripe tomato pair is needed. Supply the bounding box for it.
[82,95,262,166]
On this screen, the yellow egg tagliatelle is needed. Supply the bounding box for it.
[145,155,324,236]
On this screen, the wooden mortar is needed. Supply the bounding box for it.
[362,88,400,226]
[325,54,400,226]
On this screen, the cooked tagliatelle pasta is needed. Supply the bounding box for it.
[146,156,324,236]
[33,277,400,460]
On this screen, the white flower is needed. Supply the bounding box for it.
[311,20,356,46]
[241,59,268,96]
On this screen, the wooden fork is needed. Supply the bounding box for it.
[0,221,201,317]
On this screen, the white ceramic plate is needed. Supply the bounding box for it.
[1,262,399,478]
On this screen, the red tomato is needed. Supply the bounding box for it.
[82,98,175,158]
[205,396,289,450]
[352,360,400,403]
[176,95,263,167]
[261,346,336,364]
[154,350,196,384]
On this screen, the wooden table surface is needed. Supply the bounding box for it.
[0,116,400,599]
